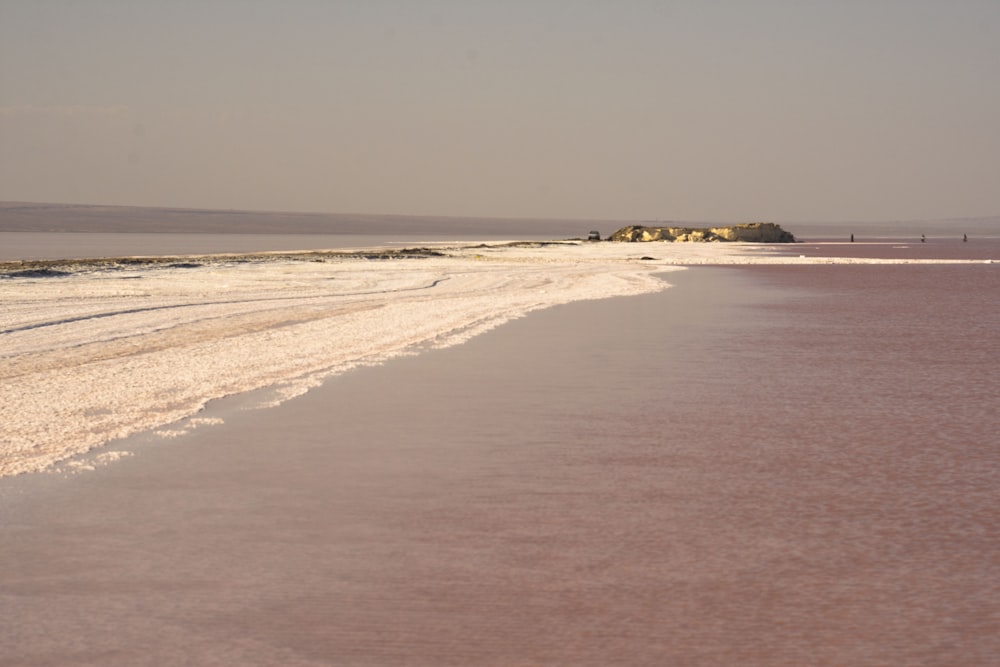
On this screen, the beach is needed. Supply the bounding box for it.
[2,237,999,665]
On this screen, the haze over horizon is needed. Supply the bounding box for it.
[2,1,998,224]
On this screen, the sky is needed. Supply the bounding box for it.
[1,1,998,222]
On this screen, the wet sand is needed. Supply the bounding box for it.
[4,263,998,666]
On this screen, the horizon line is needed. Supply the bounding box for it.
[1,199,999,227]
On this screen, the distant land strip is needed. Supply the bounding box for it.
[0,202,623,237]
[0,247,460,278]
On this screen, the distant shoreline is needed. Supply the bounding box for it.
[0,201,625,236]
[3,200,998,234]
[3,235,997,279]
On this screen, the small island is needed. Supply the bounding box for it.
[609,222,796,243]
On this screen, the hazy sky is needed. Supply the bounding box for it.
[1,1,998,222]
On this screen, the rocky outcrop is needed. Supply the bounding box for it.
[609,222,795,243]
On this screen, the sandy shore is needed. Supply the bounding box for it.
[1,239,993,477]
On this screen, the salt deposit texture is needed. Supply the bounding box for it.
[0,240,989,476]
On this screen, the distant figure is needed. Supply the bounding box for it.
[850,233,854,242]
[964,233,968,242]
[921,234,926,243]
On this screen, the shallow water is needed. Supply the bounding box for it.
[776,237,1000,261]
[2,263,997,665]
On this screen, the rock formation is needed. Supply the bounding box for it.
[609,222,795,243]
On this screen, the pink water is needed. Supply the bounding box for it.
[2,255,998,665]
[777,237,999,261]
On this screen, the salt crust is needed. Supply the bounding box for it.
[57,451,133,474]
[0,241,990,476]
[154,417,226,439]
